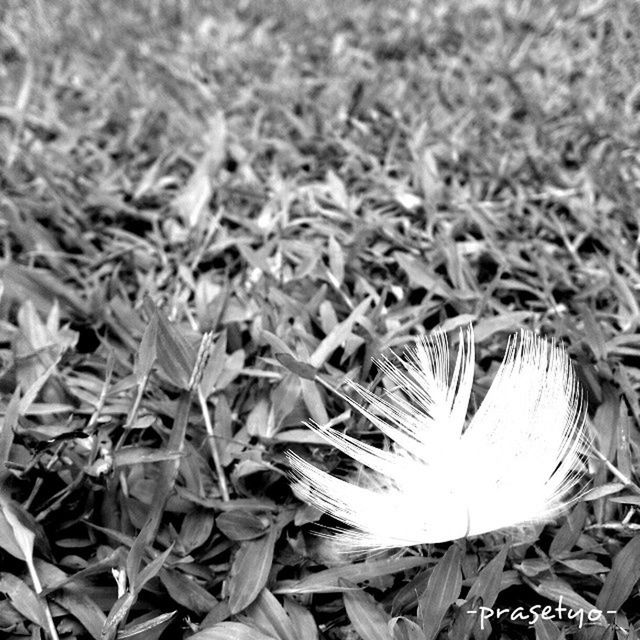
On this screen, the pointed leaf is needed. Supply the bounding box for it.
[274,557,429,595]
[154,310,197,389]
[418,544,462,640]
[135,545,174,591]
[135,316,158,381]
[389,617,427,640]
[216,511,270,541]
[0,504,26,560]
[560,559,609,576]
[393,253,450,297]
[308,296,372,368]
[228,525,278,614]
[0,389,20,473]
[283,597,318,640]
[300,378,329,425]
[189,622,276,640]
[596,534,640,611]
[343,584,392,640]
[327,235,345,285]
[53,589,106,640]
[467,545,507,608]
[1,263,87,315]
[534,617,564,640]
[102,591,137,640]
[0,494,37,575]
[549,503,587,558]
[113,446,183,467]
[0,572,48,628]
[245,589,297,640]
[173,112,226,228]
[275,353,318,381]
[450,598,481,640]
[200,331,228,396]
[160,568,217,614]
[177,510,215,554]
[118,611,176,640]
[530,578,603,624]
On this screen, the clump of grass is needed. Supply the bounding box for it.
[1,1,640,638]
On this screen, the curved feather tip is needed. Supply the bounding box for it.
[288,326,589,549]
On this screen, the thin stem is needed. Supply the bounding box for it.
[592,447,640,496]
[198,387,229,502]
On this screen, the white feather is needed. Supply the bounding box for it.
[288,326,589,549]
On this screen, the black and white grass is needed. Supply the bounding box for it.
[288,326,590,550]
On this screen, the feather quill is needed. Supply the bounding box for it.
[288,326,588,549]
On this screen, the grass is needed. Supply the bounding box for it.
[1,0,640,638]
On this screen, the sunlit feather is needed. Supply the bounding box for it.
[288,326,588,549]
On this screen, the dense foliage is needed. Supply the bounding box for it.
[1,1,640,638]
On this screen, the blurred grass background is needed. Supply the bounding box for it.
[1,1,640,639]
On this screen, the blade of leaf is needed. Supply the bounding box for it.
[135,544,174,592]
[160,568,218,615]
[1,263,88,315]
[53,589,106,640]
[466,545,507,608]
[274,557,430,595]
[117,611,176,640]
[0,571,48,628]
[200,330,228,396]
[102,591,137,640]
[176,510,215,554]
[172,112,226,229]
[142,387,194,547]
[0,493,58,639]
[596,534,640,612]
[389,617,427,640]
[228,525,278,614]
[113,446,183,468]
[18,359,60,415]
[549,503,587,558]
[534,617,565,640]
[300,378,329,425]
[275,353,318,381]
[283,597,318,640]
[343,582,393,640]
[244,589,297,640]
[216,511,270,541]
[188,621,276,640]
[0,388,19,479]
[528,577,605,625]
[134,315,158,382]
[154,310,197,390]
[418,544,462,640]
[449,597,480,640]
[308,296,371,368]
